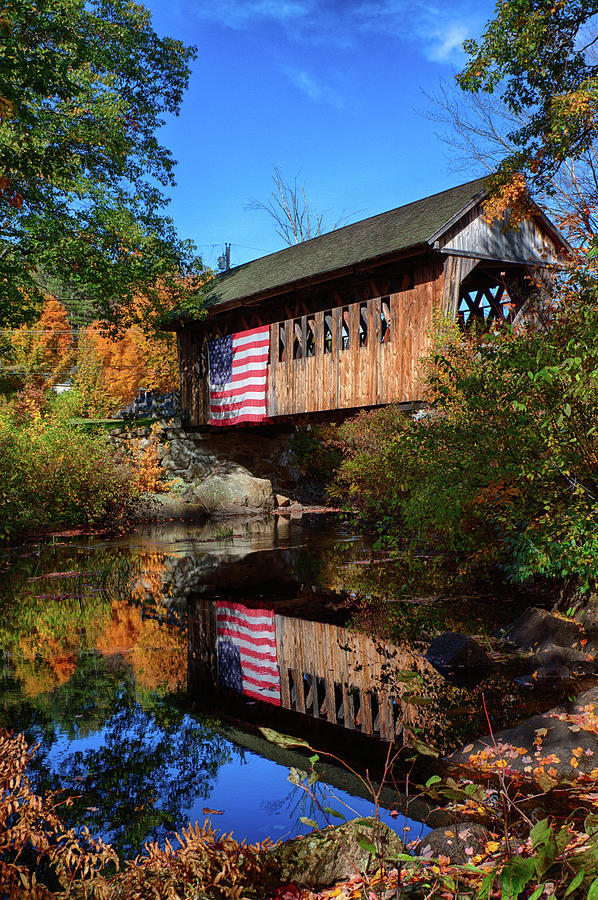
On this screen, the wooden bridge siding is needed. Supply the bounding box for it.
[179,329,207,427]
[268,262,442,418]
[181,258,446,424]
[275,615,401,741]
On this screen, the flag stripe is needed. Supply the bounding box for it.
[216,601,280,705]
[208,325,270,425]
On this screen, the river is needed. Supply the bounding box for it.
[0,514,571,860]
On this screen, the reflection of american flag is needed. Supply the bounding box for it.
[208,326,270,425]
[216,601,280,705]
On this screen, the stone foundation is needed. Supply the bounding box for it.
[106,420,302,517]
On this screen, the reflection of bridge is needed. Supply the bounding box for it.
[188,597,434,743]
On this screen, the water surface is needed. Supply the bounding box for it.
[0,515,576,858]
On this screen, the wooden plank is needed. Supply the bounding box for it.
[332,306,341,410]
[268,323,277,417]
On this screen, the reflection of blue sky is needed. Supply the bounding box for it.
[184,746,430,845]
[42,714,429,847]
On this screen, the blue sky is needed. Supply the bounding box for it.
[144,0,496,270]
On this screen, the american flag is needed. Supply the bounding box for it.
[216,601,280,705]
[208,325,270,425]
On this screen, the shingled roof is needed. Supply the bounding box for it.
[195,176,489,314]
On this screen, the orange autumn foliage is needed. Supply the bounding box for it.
[95,599,185,692]
[78,322,178,408]
[10,298,74,382]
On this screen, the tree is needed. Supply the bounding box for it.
[247,165,350,245]
[8,298,73,387]
[457,0,598,225]
[422,76,598,247]
[0,0,207,328]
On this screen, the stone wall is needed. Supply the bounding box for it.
[106,420,302,517]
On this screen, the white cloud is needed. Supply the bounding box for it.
[423,21,471,63]
[188,0,482,65]
[281,67,345,108]
[191,0,315,29]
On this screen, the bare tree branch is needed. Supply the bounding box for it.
[246,165,353,246]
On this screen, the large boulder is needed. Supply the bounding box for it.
[500,607,583,651]
[269,817,404,889]
[451,686,598,783]
[527,643,596,681]
[417,823,492,865]
[183,465,276,516]
[425,633,490,684]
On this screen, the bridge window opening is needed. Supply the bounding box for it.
[458,282,516,329]
[380,297,391,343]
[352,687,362,730]
[292,318,304,359]
[306,316,317,357]
[370,692,380,734]
[358,303,368,347]
[323,311,333,354]
[278,322,286,362]
[317,676,327,715]
[341,306,350,351]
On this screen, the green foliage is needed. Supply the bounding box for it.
[457,0,598,210]
[0,391,132,536]
[0,0,207,328]
[291,424,343,488]
[332,281,598,590]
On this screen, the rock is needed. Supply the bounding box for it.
[269,817,404,889]
[533,663,573,682]
[426,633,491,682]
[417,823,491,865]
[126,492,208,522]
[275,494,291,507]
[184,466,276,516]
[530,642,595,675]
[451,685,598,782]
[577,593,598,639]
[500,607,582,651]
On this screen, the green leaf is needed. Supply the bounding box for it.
[585,812,598,837]
[260,727,312,750]
[395,669,420,681]
[356,837,378,856]
[564,870,585,897]
[309,753,320,764]
[300,817,318,829]
[499,857,536,900]
[528,885,545,900]
[589,877,598,900]
[354,818,375,827]
[425,775,442,787]
[323,807,345,819]
[534,838,556,878]
[411,737,439,758]
[478,873,495,899]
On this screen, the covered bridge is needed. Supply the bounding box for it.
[169,177,568,427]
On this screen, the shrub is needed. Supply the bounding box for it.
[0,391,132,537]
[332,275,598,591]
[0,729,117,896]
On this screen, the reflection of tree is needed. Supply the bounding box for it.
[96,599,186,693]
[37,679,233,859]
